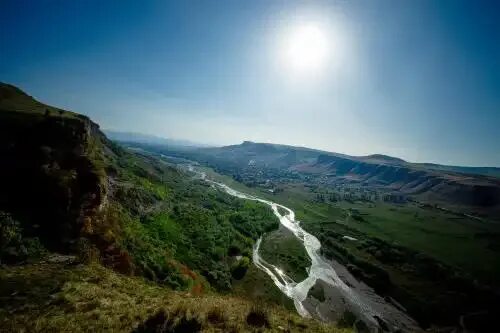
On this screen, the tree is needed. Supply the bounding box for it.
[231,256,250,280]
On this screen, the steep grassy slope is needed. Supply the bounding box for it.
[0,83,344,332]
[0,259,346,333]
[100,149,279,291]
[0,83,78,117]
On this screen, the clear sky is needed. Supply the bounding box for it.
[1,0,499,166]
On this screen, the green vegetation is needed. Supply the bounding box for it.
[1,81,280,293]
[337,311,357,329]
[259,227,311,282]
[232,264,296,310]
[298,200,500,286]
[0,261,348,332]
[231,256,251,280]
[5,82,500,331]
[87,145,280,292]
[190,174,500,288]
[3,83,337,332]
[307,282,326,302]
[0,211,46,264]
[0,83,77,118]
[277,191,500,328]
[165,162,500,330]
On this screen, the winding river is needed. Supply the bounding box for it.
[187,166,388,328]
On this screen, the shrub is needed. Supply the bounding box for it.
[76,237,100,263]
[206,307,227,324]
[0,211,46,263]
[228,244,241,256]
[337,310,357,328]
[246,306,270,328]
[134,307,202,333]
[0,211,22,252]
[22,237,46,259]
[231,256,250,280]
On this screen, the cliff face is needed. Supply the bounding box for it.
[0,83,107,251]
[314,154,500,215]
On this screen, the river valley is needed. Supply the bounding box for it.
[188,166,420,332]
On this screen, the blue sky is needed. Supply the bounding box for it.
[1,0,499,166]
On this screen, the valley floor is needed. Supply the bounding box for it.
[191,166,500,331]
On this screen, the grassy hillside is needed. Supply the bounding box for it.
[0,83,349,332]
[0,82,277,291]
[100,148,279,291]
[417,163,500,179]
[0,83,78,117]
[0,259,345,333]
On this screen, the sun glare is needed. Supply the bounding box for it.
[284,24,329,74]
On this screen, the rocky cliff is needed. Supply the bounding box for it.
[0,83,108,251]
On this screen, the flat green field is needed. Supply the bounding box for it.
[296,199,500,285]
[336,202,500,283]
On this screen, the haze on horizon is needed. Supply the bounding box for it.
[1,0,499,167]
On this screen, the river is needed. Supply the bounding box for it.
[188,166,420,332]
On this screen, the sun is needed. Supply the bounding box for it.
[284,24,329,74]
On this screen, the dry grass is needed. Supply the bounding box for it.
[206,307,227,325]
[0,261,351,332]
[246,305,270,328]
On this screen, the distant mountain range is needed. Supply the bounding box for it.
[229,142,500,217]
[104,130,211,148]
[219,141,500,178]
[113,133,500,179]
[414,163,500,179]
[120,140,500,220]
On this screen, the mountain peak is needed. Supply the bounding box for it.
[361,154,407,165]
